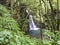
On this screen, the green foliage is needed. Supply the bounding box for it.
[0,4,41,45]
[0,4,11,17]
[17,0,60,31]
[42,30,60,45]
[0,17,19,32]
[0,4,19,32]
[0,30,40,45]
[0,0,60,45]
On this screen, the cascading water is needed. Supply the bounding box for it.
[26,9,40,38]
[29,14,40,31]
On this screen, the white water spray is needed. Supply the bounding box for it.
[26,9,40,31]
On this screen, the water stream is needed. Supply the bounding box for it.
[26,9,40,38]
[26,9,40,31]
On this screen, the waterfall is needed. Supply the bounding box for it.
[26,9,40,38]
[26,9,40,31]
[29,14,40,31]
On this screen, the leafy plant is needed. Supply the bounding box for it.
[0,4,11,17]
[0,4,41,45]
[43,30,60,45]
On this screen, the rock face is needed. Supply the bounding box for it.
[26,9,40,38]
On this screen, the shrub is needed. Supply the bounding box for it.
[0,17,20,32]
[0,4,11,17]
[0,30,39,45]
